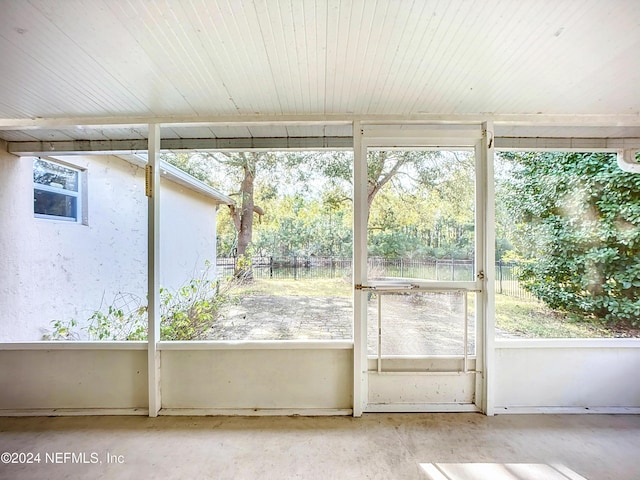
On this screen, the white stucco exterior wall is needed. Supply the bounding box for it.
[159,178,218,292]
[0,146,218,341]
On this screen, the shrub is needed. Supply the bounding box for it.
[502,152,640,326]
[45,265,236,341]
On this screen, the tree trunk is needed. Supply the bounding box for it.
[233,160,254,278]
[226,154,267,279]
[366,152,407,220]
[237,164,255,257]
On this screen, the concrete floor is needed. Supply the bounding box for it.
[0,414,639,479]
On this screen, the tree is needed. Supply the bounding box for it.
[315,150,448,217]
[164,152,318,277]
[239,154,354,258]
[164,149,475,266]
[500,151,640,326]
[363,150,475,259]
[222,152,266,259]
[163,151,270,276]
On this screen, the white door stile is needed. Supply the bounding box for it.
[352,120,368,417]
[479,121,496,415]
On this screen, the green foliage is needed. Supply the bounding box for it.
[500,152,640,326]
[46,293,147,341]
[160,275,234,340]
[368,151,475,259]
[249,192,352,257]
[234,254,253,279]
[161,152,215,185]
[163,151,343,257]
[47,318,80,340]
[46,264,234,340]
[87,298,147,341]
[163,149,476,262]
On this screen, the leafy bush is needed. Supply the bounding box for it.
[87,295,147,340]
[45,265,236,341]
[501,152,640,326]
[46,293,146,341]
[234,254,253,279]
[160,275,234,340]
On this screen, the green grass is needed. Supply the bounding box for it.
[223,277,615,339]
[494,294,612,338]
[230,277,352,298]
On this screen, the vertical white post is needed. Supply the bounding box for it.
[377,293,382,373]
[479,121,496,415]
[147,123,161,417]
[463,291,468,374]
[353,120,368,416]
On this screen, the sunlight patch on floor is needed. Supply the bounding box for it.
[420,463,587,480]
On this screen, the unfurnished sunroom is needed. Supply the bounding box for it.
[0,0,639,433]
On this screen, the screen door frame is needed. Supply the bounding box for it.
[352,122,494,414]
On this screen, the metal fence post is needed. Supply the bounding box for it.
[293,256,297,280]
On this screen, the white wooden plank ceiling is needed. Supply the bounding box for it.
[0,0,639,143]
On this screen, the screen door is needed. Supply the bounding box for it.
[355,125,487,412]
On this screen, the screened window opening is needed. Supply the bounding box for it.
[493,151,640,339]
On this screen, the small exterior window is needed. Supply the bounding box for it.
[33,158,85,223]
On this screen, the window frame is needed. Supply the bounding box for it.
[33,157,87,225]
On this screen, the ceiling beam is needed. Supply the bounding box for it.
[9,136,640,156]
[7,137,354,155]
[495,137,640,151]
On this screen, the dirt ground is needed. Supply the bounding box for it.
[212,292,476,355]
